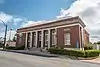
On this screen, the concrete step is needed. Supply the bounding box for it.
[29,47,40,51]
[29,47,48,53]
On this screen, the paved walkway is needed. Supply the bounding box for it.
[0,49,59,57]
[0,49,100,64]
[0,51,100,67]
[80,58,100,64]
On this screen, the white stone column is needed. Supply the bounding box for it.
[81,27,84,50]
[78,26,82,50]
[30,32,32,48]
[35,31,38,48]
[48,29,51,49]
[41,30,44,48]
[55,28,57,47]
[25,32,28,49]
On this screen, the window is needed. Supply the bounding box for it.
[19,33,23,43]
[39,32,42,41]
[64,33,71,45]
[52,35,55,45]
[33,32,36,45]
[44,31,48,47]
[51,30,55,45]
[28,33,31,42]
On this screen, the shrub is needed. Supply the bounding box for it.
[5,46,16,50]
[85,50,100,57]
[84,44,93,50]
[48,48,85,57]
[48,48,100,57]
[6,45,25,50]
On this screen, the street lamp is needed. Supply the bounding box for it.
[0,19,7,48]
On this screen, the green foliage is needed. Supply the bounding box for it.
[97,41,100,44]
[13,36,16,42]
[48,48,100,57]
[84,44,93,50]
[6,45,25,50]
[48,48,85,57]
[5,46,16,50]
[0,43,3,47]
[85,50,100,57]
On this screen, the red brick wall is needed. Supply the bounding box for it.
[57,25,81,48]
[84,29,89,45]
[57,28,64,47]
[16,34,20,47]
[16,33,26,47]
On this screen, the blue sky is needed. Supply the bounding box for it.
[1,0,75,20]
[0,0,100,42]
[0,0,75,31]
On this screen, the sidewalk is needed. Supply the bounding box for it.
[0,49,59,57]
[80,57,100,64]
[0,49,100,64]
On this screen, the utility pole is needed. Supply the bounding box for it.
[3,25,7,48]
[0,19,7,49]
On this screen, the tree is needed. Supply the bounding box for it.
[12,34,17,42]
[97,41,100,45]
[13,36,16,42]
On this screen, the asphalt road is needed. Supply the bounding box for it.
[0,51,100,67]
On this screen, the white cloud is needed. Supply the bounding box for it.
[0,30,16,41]
[13,18,23,23]
[21,20,48,27]
[56,8,70,18]
[0,12,13,23]
[0,12,24,25]
[6,30,16,41]
[57,0,100,42]
[0,12,23,41]
[13,18,23,26]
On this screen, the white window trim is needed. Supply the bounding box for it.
[64,33,71,45]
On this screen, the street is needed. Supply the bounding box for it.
[0,51,100,67]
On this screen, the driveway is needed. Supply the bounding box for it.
[0,51,100,67]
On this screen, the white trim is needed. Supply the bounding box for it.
[18,23,83,49]
[55,28,57,47]
[48,29,50,49]
[64,32,71,45]
[79,25,82,50]
[30,32,32,48]
[25,32,28,49]
[41,30,44,48]
[79,24,84,50]
[35,31,38,48]
[18,23,80,33]
[81,26,84,50]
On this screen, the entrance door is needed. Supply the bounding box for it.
[38,31,42,48]
[44,30,48,48]
[32,32,36,47]
[27,33,31,49]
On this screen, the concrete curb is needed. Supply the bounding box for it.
[0,49,59,57]
[80,60,100,65]
[0,49,100,65]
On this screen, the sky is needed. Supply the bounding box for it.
[0,0,100,42]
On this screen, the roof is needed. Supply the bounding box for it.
[17,16,86,32]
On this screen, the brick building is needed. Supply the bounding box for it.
[16,16,89,50]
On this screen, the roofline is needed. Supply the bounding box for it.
[77,16,86,28]
[18,16,86,30]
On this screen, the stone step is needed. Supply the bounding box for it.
[29,47,48,53]
[29,47,40,51]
